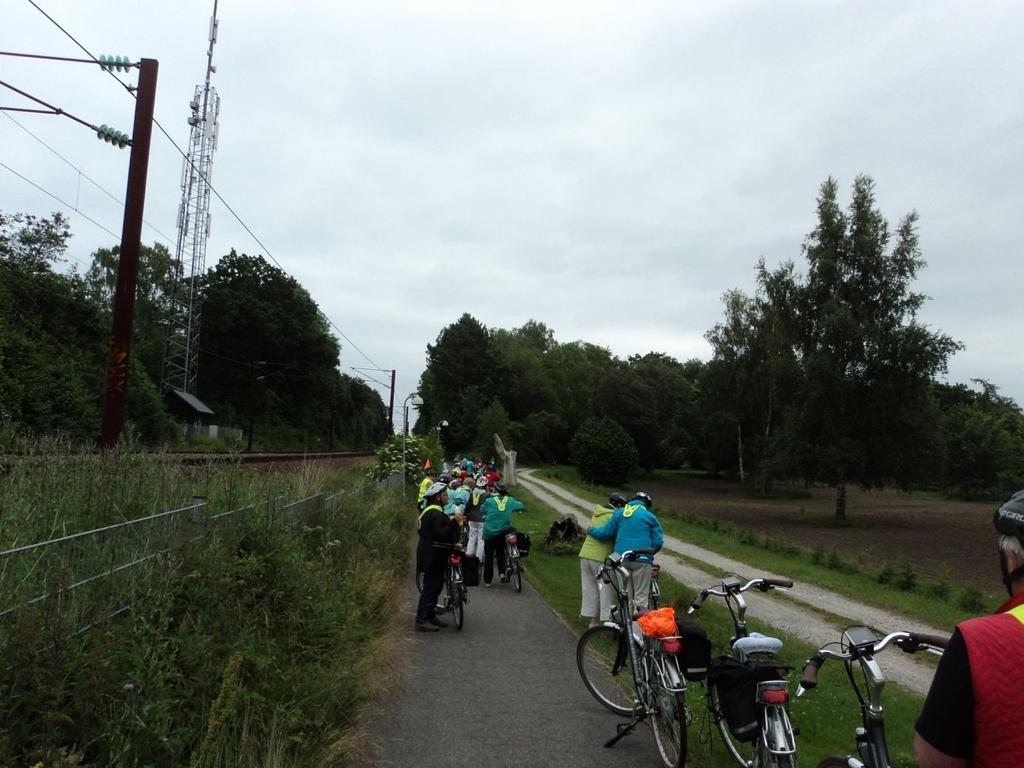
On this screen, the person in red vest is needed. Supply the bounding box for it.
[915,489,1024,767]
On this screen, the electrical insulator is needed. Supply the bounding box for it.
[96,124,131,149]
[98,55,133,72]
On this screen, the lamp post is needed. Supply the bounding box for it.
[401,392,423,500]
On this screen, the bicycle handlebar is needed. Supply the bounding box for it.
[795,630,949,697]
[686,576,792,614]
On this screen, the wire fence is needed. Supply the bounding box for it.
[0,474,401,651]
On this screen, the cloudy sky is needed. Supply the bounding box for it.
[4,1,1022,412]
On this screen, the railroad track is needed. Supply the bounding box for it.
[166,451,376,465]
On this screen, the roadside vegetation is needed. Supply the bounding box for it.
[513,486,925,768]
[0,436,406,767]
[533,466,993,631]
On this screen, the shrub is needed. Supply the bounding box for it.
[570,417,639,486]
[877,564,896,585]
[895,563,917,592]
[958,586,986,614]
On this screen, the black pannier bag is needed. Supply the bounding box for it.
[461,555,480,587]
[675,617,711,681]
[515,531,532,557]
[708,657,790,742]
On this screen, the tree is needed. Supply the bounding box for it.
[570,417,639,486]
[198,251,361,449]
[415,313,497,452]
[85,242,177,385]
[790,176,961,517]
[0,211,176,442]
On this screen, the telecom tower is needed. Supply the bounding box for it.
[161,1,221,395]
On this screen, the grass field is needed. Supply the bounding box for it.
[532,465,998,632]
[511,484,926,768]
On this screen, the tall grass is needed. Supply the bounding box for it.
[0,431,408,767]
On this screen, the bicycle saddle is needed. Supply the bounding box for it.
[732,633,783,664]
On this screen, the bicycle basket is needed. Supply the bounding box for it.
[636,606,677,638]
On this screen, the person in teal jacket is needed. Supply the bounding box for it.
[480,482,525,585]
[587,491,663,610]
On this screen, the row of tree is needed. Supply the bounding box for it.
[0,211,386,450]
[414,177,1024,509]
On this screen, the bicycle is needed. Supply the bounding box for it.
[576,549,690,768]
[687,575,798,768]
[439,551,468,630]
[503,531,523,593]
[796,626,948,768]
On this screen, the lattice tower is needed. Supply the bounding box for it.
[161,3,221,395]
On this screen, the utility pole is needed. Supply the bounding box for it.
[99,58,159,449]
[247,361,256,452]
[387,369,396,434]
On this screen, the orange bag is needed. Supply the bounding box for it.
[636,606,678,638]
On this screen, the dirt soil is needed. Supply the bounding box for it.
[644,476,999,594]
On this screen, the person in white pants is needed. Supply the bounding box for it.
[579,493,627,626]
[463,476,489,560]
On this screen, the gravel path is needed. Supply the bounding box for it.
[517,469,950,697]
[369,554,663,766]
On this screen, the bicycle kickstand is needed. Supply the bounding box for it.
[604,713,644,748]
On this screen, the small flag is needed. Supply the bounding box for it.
[423,458,432,470]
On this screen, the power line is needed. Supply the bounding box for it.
[24,0,135,94]
[1,160,119,242]
[24,0,388,374]
[349,368,390,388]
[0,78,108,134]
[2,112,174,245]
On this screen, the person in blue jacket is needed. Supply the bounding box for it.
[587,491,663,610]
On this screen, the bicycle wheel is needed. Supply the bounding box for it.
[708,682,753,768]
[512,558,523,593]
[576,624,636,716]
[452,582,465,630]
[650,679,687,768]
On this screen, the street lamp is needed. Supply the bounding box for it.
[401,392,424,500]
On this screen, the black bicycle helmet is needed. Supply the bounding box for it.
[494,482,509,496]
[609,492,628,508]
[995,489,1024,593]
[632,491,653,507]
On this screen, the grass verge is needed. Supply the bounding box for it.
[513,484,924,768]
[0,444,408,767]
[530,466,990,630]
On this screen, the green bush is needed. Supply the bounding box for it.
[570,417,638,485]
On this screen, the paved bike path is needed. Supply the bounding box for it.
[369,564,662,767]
[517,469,945,697]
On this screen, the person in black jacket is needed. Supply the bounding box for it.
[415,482,463,632]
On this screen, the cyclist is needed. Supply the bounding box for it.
[915,488,1024,767]
[579,492,627,627]
[587,491,663,611]
[463,475,490,560]
[416,467,437,509]
[415,482,463,632]
[480,482,525,586]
